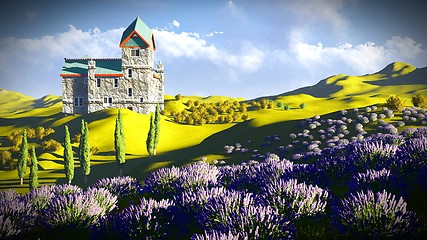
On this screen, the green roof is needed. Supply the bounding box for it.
[120,17,155,49]
[60,59,122,76]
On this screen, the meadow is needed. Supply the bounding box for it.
[1,62,427,239]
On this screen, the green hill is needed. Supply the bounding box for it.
[1,62,426,193]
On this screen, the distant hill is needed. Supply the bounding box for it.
[269,62,427,100]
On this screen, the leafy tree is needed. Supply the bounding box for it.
[17,129,28,185]
[300,103,307,109]
[29,146,38,190]
[277,102,284,108]
[35,126,45,140]
[146,113,155,156]
[284,104,290,110]
[64,125,74,184]
[175,94,182,101]
[26,128,36,139]
[79,120,90,184]
[41,139,61,151]
[115,109,126,176]
[412,93,427,108]
[386,95,405,111]
[153,104,161,155]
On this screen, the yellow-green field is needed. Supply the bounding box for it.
[1,62,426,193]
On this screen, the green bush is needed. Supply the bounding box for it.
[277,102,284,108]
[300,103,307,109]
[41,139,61,151]
[386,95,405,111]
[412,93,427,108]
[284,105,290,110]
[175,94,182,101]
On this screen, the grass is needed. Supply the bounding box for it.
[0,62,426,193]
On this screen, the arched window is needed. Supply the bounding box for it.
[128,69,132,78]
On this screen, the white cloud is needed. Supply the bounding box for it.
[206,31,224,37]
[171,20,180,28]
[290,36,424,74]
[224,0,246,21]
[153,29,264,73]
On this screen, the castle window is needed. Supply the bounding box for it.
[74,97,83,107]
[140,97,144,103]
[128,69,132,78]
[96,78,101,87]
[128,88,133,97]
[73,78,77,84]
[84,78,88,84]
[114,78,118,87]
[103,97,113,107]
[131,49,140,57]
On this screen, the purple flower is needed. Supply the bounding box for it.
[334,190,418,238]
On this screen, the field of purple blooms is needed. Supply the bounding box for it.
[1,107,427,239]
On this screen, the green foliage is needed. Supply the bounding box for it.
[115,109,126,171]
[79,120,90,178]
[412,93,427,108]
[64,125,74,184]
[146,113,155,155]
[29,146,38,190]
[175,94,182,101]
[300,103,307,109]
[277,102,284,108]
[284,104,290,110]
[17,129,28,185]
[41,139,61,151]
[386,95,405,111]
[153,104,161,155]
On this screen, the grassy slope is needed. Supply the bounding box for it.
[1,62,426,193]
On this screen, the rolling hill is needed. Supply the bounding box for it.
[0,61,426,193]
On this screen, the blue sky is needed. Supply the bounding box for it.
[0,0,426,99]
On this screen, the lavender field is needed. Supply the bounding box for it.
[2,107,427,239]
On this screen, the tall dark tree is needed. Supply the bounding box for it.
[153,104,161,155]
[17,129,28,185]
[29,146,38,190]
[64,125,74,184]
[146,113,155,156]
[79,120,90,184]
[115,109,126,176]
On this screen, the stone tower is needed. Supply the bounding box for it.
[60,17,164,115]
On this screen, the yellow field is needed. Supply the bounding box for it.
[1,62,426,193]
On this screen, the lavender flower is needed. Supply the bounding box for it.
[25,185,55,212]
[53,184,83,196]
[191,230,243,240]
[92,176,143,199]
[334,190,418,238]
[85,187,118,215]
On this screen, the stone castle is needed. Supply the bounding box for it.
[60,17,164,114]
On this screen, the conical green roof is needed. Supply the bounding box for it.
[120,17,155,49]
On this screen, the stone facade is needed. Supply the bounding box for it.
[61,17,164,115]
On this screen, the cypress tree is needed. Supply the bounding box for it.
[115,109,126,176]
[153,104,161,155]
[17,129,28,185]
[29,146,38,190]
[64,125,74,184]
[79,120,90,184]
[146,113,155,156]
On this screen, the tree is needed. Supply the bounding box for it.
[79,120,90,184]
[300,103,307,109]
[17,129,28,185]
[412,93,427,108]
[64,125,74,184]
[284,105,290,110]
[153,104,161,155]
[29,146,38,190]
[146,113,155,156]
[115,109,126,176]
[175,94,182,101]
[386,95,405,111]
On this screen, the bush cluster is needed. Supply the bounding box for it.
[171,100,249,125]
[41,139,61,151]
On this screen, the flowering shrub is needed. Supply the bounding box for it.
[92,176,143,199]
[334,190,418,239]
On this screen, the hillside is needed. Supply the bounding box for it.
[0,62,426,193]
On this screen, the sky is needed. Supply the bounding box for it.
[0,0,426,99]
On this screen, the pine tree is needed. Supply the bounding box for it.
[115,109,126,176]
[29,146,38,190]
[17,129,28,185]
[79,120,90,184]
[64,125,74,184]
[153,104,161,155]
[146,113,155,156]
